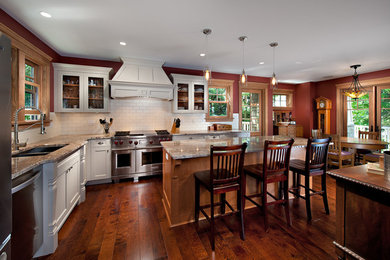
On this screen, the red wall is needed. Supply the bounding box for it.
[314,68,390,134]
[295,82,316,137]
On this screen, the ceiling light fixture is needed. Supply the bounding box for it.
[270,42,278,89]
[259,61,265,65]
[202,28,212,81]
[119,42,127,46]
[238,36,248,85]
[343,64,367,100]
[40,11,52,18]
[200,53,205,57]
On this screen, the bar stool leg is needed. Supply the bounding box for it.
[195,179,200,222]
[262,181,269,231]
[220,193,226,214]
[305,175,312,220]
[283,180,291,226]
[296,173,301,198]
[321,173,330,214]
[238,189,245,240]
[210,192,215,250]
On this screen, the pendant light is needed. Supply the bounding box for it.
[239,36,248,85]
[270,42,278,88]
[202,28,212,81]
[343,64,368,100]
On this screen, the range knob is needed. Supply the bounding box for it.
[134,141,138,145]
[129,140,133,144]
[119,141,123,145]
[114,141,118,145]
[149,140,153,144]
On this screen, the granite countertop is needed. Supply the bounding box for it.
[161,135,308,160]
[12,134,112,179]
[171,130,249,136]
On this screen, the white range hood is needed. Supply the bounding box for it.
[109,57,173,100]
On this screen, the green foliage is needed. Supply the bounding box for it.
[209,103,227,116]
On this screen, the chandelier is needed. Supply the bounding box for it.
[343,65,367,99]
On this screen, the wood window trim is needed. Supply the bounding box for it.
[239,82,268,136]
[336,77,390,135]
[206,79,234,122]
[272,89,293,110]
[1,23,52,128]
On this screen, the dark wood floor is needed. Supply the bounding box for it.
[40,175,337,260]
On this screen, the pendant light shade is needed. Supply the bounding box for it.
[270,42,278,88]
[343,65,367,100]
[239,36,248,85]
[202,28,212,81]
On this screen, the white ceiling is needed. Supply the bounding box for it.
[1,0,390,83]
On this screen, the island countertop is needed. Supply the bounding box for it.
[161,135,308,160]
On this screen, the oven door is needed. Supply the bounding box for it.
[111,149,136,178]
[135,147,163,174]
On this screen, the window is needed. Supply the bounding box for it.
[209,87,227,117]
[25,61,39,108]
[346,94,370,137]
[206,79,233,121]
[273,94,287,107]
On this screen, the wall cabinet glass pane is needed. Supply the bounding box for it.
[177,83,189,111]
[172,74,207,113]
[62,75,80,109]
[88,77,104,110]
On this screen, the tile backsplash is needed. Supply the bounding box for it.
[14,98,239,144]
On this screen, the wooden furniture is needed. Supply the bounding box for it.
[289,138,331,220]
[194,143,247,250]
[356,130,380,163]
[363,152,382,164]
[339,136,388,150]
[243,139,294,231]
[315,97,332,134]
[327,134,355,168]
[277,124,296,137]
[53,63,112,112]
[311,129,322,138]
[328,166,390,260]
[171,74,207,113]
[162,136,308,227]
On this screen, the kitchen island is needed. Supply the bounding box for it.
[161,136,308,227]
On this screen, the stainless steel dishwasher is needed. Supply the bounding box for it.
[12,166,43,260]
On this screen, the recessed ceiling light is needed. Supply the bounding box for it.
[40,11,52,18]
[295,61,303,64]
[259,61,265,65]
[200,53,206,57]
[119,42,127,46]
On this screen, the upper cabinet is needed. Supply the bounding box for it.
[172,74,208,113]
[53,63,112,112]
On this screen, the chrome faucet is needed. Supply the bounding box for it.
[13,106,46,150]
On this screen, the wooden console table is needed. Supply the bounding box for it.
[328,165,390,260]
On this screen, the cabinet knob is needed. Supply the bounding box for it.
[98,141,103,145]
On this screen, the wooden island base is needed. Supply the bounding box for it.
[162,147,306,227]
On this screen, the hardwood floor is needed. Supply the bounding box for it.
[39,175,337,259]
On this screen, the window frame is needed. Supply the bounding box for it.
[206,79,234,122]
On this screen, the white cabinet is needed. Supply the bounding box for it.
[87,139,111,182]
[110,83,173,100]
[37,150,81,257]
[79,145,87,202]
[53,63,112,112]
[172,74,208,113]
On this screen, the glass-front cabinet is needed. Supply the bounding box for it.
[54,63,112,112]
[172,74,207,113]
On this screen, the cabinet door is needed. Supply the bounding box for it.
[58,72,84,112]
[66,161,80,209]
[175,82,190,112]
[54,172,67,229]
[90,148,111,180]
[84,74,109,112]
[193,82,207,112]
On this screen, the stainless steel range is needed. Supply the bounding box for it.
[111,130,172,182]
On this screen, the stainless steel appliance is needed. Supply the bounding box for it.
[111,130,171,182]
[0,33,12,260]
[11,167,43,260]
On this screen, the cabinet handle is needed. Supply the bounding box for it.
[98,141,103,145]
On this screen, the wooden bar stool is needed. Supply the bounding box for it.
[243,139,294,231]
[289,138,331,220]
[194,143,247,250]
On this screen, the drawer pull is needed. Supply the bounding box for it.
[98,141,104,145]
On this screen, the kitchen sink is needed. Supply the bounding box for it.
[12,144,68,158]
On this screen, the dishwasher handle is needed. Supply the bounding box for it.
[12,171,41,194]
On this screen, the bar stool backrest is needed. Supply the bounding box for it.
[210,143,247,185]
[305,138,331,171]
[263,139,294,174]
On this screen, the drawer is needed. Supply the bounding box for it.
[90,139,111,148]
